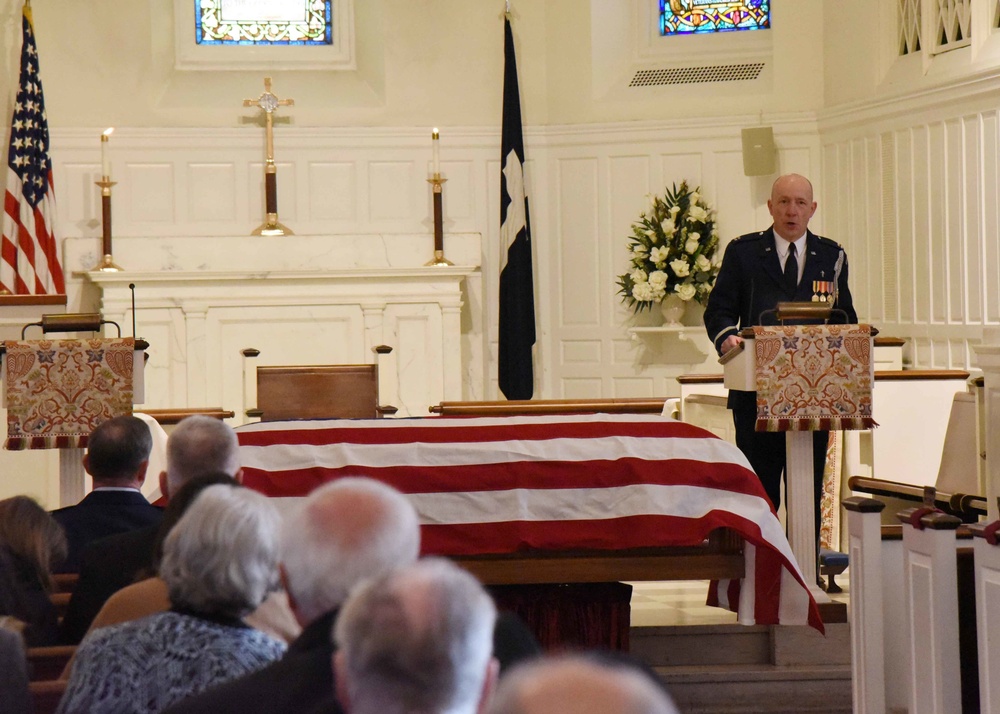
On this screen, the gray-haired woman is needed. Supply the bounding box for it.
[57,485,286,714]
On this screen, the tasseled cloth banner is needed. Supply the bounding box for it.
[4,338,135,450]
[753,324,876,432]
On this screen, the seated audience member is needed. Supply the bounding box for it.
[166,477,541,714]
[486,654,680,714]
[57,484,286,714]
[0,496,67,646]
[0,627,32,714]
[60,473,299,680]
[333,557,499,714]
[162,477,421,714]
[51,415,161,572]
[59,414,243,644]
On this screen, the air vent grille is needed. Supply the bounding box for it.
[629,62,765,87]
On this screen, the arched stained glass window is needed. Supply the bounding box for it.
[659,0,770,36]
[196,0,333,46]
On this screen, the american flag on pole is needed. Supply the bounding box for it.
[498,15,535,400]
[1,2,63,296]
[236,413,823,632]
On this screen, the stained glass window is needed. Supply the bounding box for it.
[659,0,770,36]
[196,0,333,46]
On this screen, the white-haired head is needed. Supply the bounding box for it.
[160,484,281,618]
[163,415,241,496]
[333,557,498,714]
[487,654,680,714]
[281,477,421,625]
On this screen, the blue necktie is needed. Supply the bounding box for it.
[784,243,798,293]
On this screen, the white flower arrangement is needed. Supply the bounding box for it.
[616,181,721,313]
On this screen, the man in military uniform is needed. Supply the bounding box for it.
[703,173,857,530]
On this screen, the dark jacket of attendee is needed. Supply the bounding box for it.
[0,546,59,647]
[0,627,32,714]
[51,489,162,573]
[162,610,540,714]
[58,524,158,644]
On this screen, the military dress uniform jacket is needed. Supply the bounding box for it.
[704,228,858,355]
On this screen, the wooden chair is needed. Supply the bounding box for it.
[249,364,397,421]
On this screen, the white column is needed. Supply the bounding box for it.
[843,496,886,714]
[183,304,209,408]
[786,431,829,601]
[59,448,86,507]
[972,522,1000,714]
[899,508,962,714]
[973,336,1000,522]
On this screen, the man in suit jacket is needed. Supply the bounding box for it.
[58,415,243,644]
[703,173,857,533]
[51,415,161,572]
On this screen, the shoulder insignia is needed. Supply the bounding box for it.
[816,235,843,249]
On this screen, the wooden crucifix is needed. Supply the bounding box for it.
[243,77,294,236]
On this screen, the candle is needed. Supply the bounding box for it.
[101,127,114,178]
[432,127,440,176]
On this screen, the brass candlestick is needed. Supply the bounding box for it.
[91,177,122,271]
[425,174,453,266]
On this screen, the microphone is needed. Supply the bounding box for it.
[129,283,137,337]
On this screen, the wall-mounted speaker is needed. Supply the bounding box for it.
[741,126,776,177]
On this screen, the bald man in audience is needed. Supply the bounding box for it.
[487,654,681,714]
[59,415,243,643]
[333,557,499,714]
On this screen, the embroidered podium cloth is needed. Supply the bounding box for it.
[3,338,135,449]
[753,324,876,432]
[236,413,824,632]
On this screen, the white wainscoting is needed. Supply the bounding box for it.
[820,84,1000,371]
[48,119,823,407]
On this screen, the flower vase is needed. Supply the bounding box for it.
[659,294,686,325]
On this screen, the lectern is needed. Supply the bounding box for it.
[721,309,876,593]
[1,313,147,505]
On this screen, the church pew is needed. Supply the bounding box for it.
[29,679,67,714]
[26,646,76,681]
[51,573,78,594]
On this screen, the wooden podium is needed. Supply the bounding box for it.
[721,317,876,599]
[0,313,148,506]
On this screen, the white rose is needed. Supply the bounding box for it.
[687,205,708,222]
[649,246,670,263]
[695,254,712,272]
[660,219,676,237]
[647,270,668,288]
[646,229,659,244]
[632,282,655,302]
[670,259,690,277]
[630,268,648,283]
[685,238,699,254]
[675,283,697,301]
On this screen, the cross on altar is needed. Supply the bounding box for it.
[243,77,294,236]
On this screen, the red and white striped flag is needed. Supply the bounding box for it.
[1,2,63,296]
[235,413,823,632]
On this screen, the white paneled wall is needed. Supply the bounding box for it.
[49,120,822,405]
[822,96,1000,370]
